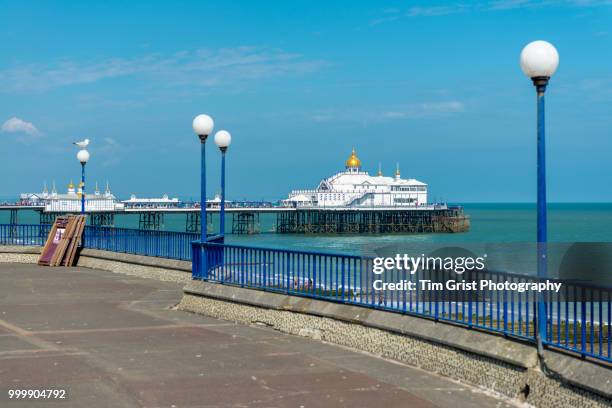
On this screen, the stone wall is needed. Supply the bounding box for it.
[76,248,191,283]
[0,245,191,284]
[0,246,40,264]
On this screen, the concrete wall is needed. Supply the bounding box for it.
[179,281,612,408]
[0,245,41,263]
[0,246,191,284]
[76,248,191,283]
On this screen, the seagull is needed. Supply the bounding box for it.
[73,138,90,148]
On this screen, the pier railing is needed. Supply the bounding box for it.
[0,224,51,246]
[192,240,612,364]
[0,224,197,261]
[83,226,198,260]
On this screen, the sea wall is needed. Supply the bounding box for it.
[0,245,191,283]
[0,245,41,263]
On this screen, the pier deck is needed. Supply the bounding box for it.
[1,205,470,234]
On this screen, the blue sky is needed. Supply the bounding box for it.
[1,0,611,202]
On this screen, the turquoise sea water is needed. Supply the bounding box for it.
[4,204,612,254]
[225,203,612,252]
[3,203,611,275]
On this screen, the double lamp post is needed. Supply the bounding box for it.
[192,114,233,277]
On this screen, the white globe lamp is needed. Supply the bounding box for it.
[192,114,214,142]
[77,149,90,164]
[214,130,232,152]
[520,40,559,91]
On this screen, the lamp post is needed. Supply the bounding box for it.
[520,40,559,343]
[192,114,215,241]
[76,149,90,215]
[214,130,232,237]
[192,114,214,278]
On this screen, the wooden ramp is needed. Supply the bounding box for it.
[38,215,86,267]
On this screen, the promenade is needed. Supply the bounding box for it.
[0,263,514,407]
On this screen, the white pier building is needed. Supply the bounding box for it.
[283,149,428,208]
[122,194,180,209]
[20,181,125,212]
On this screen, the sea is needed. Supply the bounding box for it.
[2,202,612,280]
[4,203,612,248]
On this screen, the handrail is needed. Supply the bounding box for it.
[193,240,612,364]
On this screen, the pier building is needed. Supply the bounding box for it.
[122,194,180,209]
[22,181,124,213]
[9,153,469,233]
[283,149,427,208]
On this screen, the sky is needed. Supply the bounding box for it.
[1,0,611,203]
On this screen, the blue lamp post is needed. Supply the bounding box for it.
[520,40,559,344]
[214,130,232,237]
[192,114,215,240]
[76,149,90,215]
[193,114,215,278]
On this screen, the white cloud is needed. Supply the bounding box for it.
[370,0,612,24]
[406,5,467,17]
[382,101,465,119]
[312,113,335,122]
[1,117,41,137]
[309,101,465,125]
[98,137,122,167]
[0,47,329,94]
[103,137,117,146]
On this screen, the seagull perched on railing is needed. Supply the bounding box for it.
[73,138,90,148]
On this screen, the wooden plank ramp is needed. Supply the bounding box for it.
[38,215,86,267]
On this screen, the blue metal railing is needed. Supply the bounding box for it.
[193,240,612,364]
[83,226,198,260]
[0,224,198,261]
[0,224,51,246]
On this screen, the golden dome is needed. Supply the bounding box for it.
[68,179,75,189]
[345,148,361,168]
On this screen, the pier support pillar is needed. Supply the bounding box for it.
[186,212,200,233]
[90,213,115,227]
[185,212,213,234]
[232,212,260,234]
[139,212,164,231]
[40,212,56,225]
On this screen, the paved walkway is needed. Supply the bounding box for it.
[0,264,515,407]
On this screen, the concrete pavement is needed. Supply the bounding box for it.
[0,263,515,407]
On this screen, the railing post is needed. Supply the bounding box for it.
[286,253,291,293]
[581,289,587,357]
[503,289,508,335]
[313,255,317,296]
[341,258,346,301]
[467,289,472,328]
[263,250,268,288]
[240,248,245,287]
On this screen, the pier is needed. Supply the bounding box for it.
[0,203,469,234]
[276,207,469,234]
